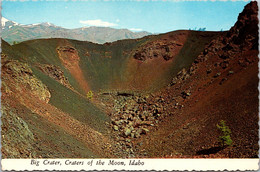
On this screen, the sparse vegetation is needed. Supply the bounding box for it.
[12,41,18,45]
[217,120,232,147]
[86,90,94,100]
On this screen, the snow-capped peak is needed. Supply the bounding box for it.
[22,23,41,27]
[41,22,55,26]
[1,17,9,26]
[1,17,60,30]
[1,17,19,28]
[81,26,90,30]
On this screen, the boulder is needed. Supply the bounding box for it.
[181,91,191,99]
[214,72,221,78]
[206,69,212,74]
[113,125,119,131]
[124,128,132,137]
[142,128,149,134]
[228,71,234,75]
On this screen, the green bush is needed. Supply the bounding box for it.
[86,90,93,100]
[217,120,232,147]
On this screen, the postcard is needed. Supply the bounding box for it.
[1,0,259,171]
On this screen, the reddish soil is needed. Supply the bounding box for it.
[1,58,118,158]
[56,41,90,94]
[109,1,258,158]
[2,77,117,158]
[135,50,258,158]
[112,31,189,90]
[123,57,174,90]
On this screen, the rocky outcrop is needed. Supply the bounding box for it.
[133,33,186,61]
[165,2,258,100]
[2,59,51,103]
[56,46,79,66]
[197,1,258,62]
[186,1,258,84]
[38,64,73,90]
[57,46,76,53]
[1,106,37,158]
[228,1,258,49]
[169,67,195,86]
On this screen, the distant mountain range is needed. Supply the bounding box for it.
[1,17,151,44]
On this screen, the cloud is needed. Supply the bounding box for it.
[116,19,120,23]
[129,28,143,32]
[79,19,117,27]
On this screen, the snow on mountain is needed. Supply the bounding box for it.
[1,17,59,30]
[1,17,19,29]
[1,17,19,26]
[1,17,9,26]
[22,23,41,27]
[1,17,151,44]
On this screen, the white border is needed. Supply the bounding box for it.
[1,159,259,171]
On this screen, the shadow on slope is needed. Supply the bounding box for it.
[32,66,110,134]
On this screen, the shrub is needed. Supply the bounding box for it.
[86,90,93,100]
[217,120,232,147]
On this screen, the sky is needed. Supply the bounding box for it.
[2,0,249,33]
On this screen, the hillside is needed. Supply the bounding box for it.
[1,18,151,44]
[1,1,258,158]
